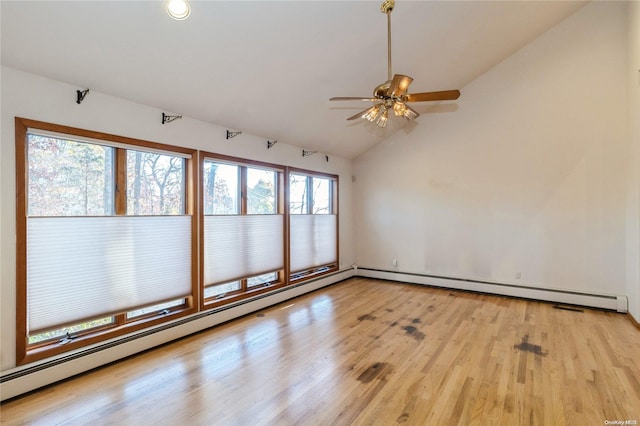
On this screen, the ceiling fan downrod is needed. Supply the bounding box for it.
[329,0,460,128]
[382,0,395,82]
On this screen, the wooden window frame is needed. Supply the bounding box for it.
[288,167,339,283]
[14,118,341,365]
[15,118,198,365]
[200,152,288,309]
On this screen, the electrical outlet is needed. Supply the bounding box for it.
[515,272,522,279]
[392,259,398,267]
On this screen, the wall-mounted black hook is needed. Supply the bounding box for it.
[226,130,242,139]
[76,89,90,104]
[267,140,278,149]
[162,113,182,124]
[302,150,328,161]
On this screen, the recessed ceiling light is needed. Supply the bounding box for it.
[166,0,190,20]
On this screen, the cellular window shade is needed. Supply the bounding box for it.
[290,215,337,272]
[27,216,192,333]
[204,215,284,285]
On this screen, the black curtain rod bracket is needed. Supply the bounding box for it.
[76,89,90,104]
[226,130,242,139]
[162,113,182,125]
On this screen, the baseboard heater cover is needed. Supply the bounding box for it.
[0,268,354,401]
[356,267,626,312]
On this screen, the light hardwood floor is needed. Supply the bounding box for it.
[2,278,639,425]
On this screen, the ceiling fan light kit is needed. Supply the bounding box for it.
[362,104,382,122]
[330,0,460,127]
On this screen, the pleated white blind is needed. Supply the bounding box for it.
[290,215,337,272]
[27,216,192,333]
[204,215,284,285]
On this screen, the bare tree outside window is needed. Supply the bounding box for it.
[127,150,184,215]
[289,174,307,214]
[312,177,330,214]
[27,135,114,216]
[203,162,237,215]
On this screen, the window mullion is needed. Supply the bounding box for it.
[240,166,247,215]
[184,157,193,215]
[278,171,285,215]
[240,167,247,290]
[331,179,337,214]
[306,176,313,215]
[115,313,127,326]
[282,170,289,285]
[114,148,127,215]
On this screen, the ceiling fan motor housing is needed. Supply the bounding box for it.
[374,81,391,98]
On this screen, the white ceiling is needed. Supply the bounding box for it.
[1,1,586,159]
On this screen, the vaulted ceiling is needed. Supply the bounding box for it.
[1,1,586,159]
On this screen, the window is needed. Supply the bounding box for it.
[126,149,185,215]
[15,118,341,364]
[16,118,197,364]
[289,173,332,215]
[27,135,114,216]
[201,154,285,306]
[289,171,338,280]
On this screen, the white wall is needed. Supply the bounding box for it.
[354,2,629,298]
[627,0,640,322]
[1,0,637,401]
[0,66,355,373]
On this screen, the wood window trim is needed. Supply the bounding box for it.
[15,117,198,365]
[21,307,195,365]
[199,151,287,310]
[287,168,340,281]
[203,280,288,310]
[290,263,339,283]
[14,118,340,366]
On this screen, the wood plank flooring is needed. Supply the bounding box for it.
[2,277,639,425]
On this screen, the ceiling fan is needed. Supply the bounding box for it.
[330,0,460,128]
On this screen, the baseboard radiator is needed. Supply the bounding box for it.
[0,268,355,402]
[356,267,628,312]
[1,266,628,401]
